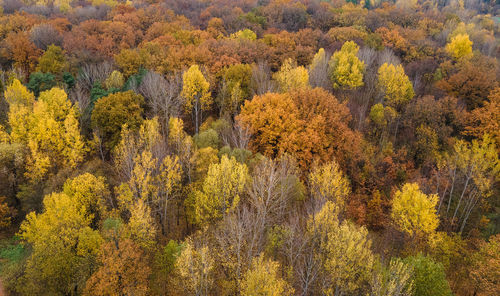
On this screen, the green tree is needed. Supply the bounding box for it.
[241,254,294,296]
[329,41,365,89]
[403,254,452,296]
[27,72,57,97]
[181,65,211,134]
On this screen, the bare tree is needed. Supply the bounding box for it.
[221,121,250,150]
[138,71,182,136]
[30,24,63,50]
[77,61,114,93]
[250,61,277,96]
[247,156,301,226]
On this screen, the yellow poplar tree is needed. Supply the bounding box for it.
[391,183,439,237]
[194,155,249,225]
[309,161,351,216]
[19,175,105,294]
[241,254,294,296]
[181,65,211,133]
[329,41,365,89]
[176,238,215,296]
[377,63,415,110]
[446,34,473,60]
[273,58,309,92]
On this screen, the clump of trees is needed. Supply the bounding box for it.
[0,0,498,296]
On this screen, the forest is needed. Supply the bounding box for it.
[0,0,498,295]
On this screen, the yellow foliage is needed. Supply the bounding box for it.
[104,70,125,90]
[309,161,350,216]
[273,58,309,92]
[181,65,212,133]
[4,79,35,107]
[377,63,415,109]
[194,155,249,225]
[329,41,365,89]
[391,183,439,237]
[241,254,294,296]
[446,33,473,60]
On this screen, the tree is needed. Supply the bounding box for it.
[193,155,249,225]
[471,234,500,296]
[176,238,214,296]
[6,87,87,182]
[2,31,42,76]
[391,183,439,238]
[377,63,414,110]
[309,161,350,215]
[237,92,302,158]
[446,34,473,60]
[104,70,125,90]
[241,254,294,296]
[237,88,359,170]
[309,201,375,295]
[36,44,68,74]
[181,65,211,134]
[91,90,144,153]
[125,199,157,251]
[308,48,330,89]
[370,258,414,296]
[62,173,109,226]
[273,58,309,92]
[19,174,105,295]
[27,72,56,97]
[217,63,252,116]
[84,239,151,296]
[465,87,500,146]
[435,135,500,232]
[403,255,452,296]
[4,79,35,107]
[329,41,365,89]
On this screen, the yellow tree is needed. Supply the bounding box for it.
[176,238,215,296]
[26,87,86,181]
[36,45,68,74]
[241,254,294,296]
[104,70,125,90]
[193,155,249,225]
[391,183,439,238]
[273,58,309,92]
[19,174,105,295]
[309,161,351,216]
[446,34,473,60]
[377,63,415,110]
[308,48,329,88]
[126,199,157,251]
[6,85,86,181]
[181,65,211,133]
[329,41,365,89]
[308,200,375,295]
